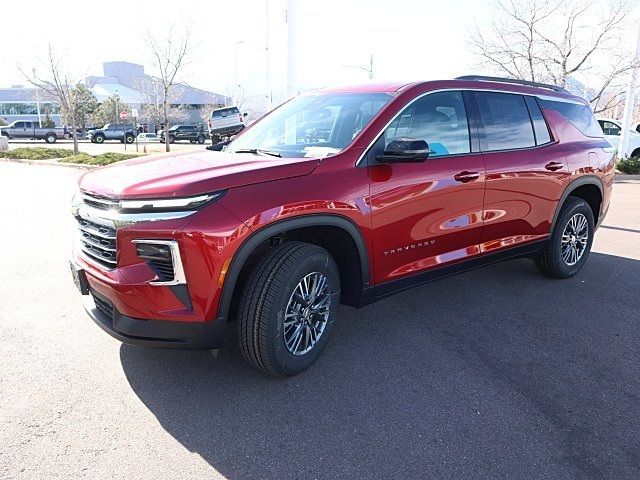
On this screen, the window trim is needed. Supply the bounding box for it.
[356,87,572,166]
[358,89,478,166]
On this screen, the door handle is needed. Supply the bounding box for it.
[454,171,480,183]
[545,162,564,171]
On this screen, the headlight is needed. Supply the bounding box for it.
[119,192,223,213]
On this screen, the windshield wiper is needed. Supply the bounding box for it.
[234,148,282,158]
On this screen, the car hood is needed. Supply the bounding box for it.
[79,150,321,198]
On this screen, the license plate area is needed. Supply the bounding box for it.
[70,262,90,295]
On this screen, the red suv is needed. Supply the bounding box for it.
[70,76,614,376]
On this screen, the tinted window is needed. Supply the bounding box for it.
[475,92,535,151]
[538,99,602,137]
[598,120,621,136]
[383,91,470,156]
[525,96,551,145]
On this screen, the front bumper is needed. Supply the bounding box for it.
[83,290,227,349]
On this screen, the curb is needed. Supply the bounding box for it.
[615,174,640,181]
[0,157,95,170]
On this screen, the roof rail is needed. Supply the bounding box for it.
[455,75,570,94]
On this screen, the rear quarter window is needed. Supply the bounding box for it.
[538,98,602,137]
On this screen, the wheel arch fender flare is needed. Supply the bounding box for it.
[550,175,603,232]
[215,214,371,322]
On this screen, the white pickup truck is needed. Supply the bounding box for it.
[597,118,640,158]
[0,120,67,144]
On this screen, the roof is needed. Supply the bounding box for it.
[91,83,142,103]
[315,79,586,104]
[0,88,58,103]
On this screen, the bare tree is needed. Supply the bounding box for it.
[145,26,191,152]
[21,45,83,153]
[469,0,638,113]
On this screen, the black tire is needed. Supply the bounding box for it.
[534,197,595,278]
[237,242,341,377]
[197,135,205,144]
[94,134,105,144]
[125,134,134,144]
[168,135,175,144]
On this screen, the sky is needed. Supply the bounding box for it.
[2,0,639,107]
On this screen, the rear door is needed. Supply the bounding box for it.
[369,90,487,285]
[473,91,565,251]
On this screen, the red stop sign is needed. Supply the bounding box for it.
[119,111,128,120]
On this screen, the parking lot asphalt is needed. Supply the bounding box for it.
[6,139,206,155]
[0,162,639,480]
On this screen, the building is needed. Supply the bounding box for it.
[0,87,62,127]
[0,61,227,131]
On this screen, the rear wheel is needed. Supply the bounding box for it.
[237,242,341,377]
[534,197,594,278]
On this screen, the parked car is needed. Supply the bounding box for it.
[209,106,246,142]
[159,125,208,144]
[597,118,640,158]
[136,133,160,143]
[0,120,67,143]
[70,76,613,377]
[89,123,135,144]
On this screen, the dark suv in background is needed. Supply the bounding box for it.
[159,125,208,144]
[71,76,613,377]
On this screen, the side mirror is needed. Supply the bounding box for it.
[375,138,430,163]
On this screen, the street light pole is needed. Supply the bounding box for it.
[342,54,375,81]
[233,41,245,106]
[619,27,640,160]
[32,68,42,128]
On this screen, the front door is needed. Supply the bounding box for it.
[368,90,486,286]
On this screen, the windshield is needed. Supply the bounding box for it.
[227,92,392,158]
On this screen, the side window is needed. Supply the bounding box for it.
[475,92,535,151]
[598,120,621,136]
[538,99,602,137]
[525,96,551,145]
[383,91,470,157]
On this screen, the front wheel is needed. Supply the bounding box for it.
[237,242,341,377]
[534,197,595,278]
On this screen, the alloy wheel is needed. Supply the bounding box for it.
[283,272,331,355]
[561,213,589,266]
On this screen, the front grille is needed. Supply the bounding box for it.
[82,192,119,210]
[77,217,117,269]
[93,294,114,319]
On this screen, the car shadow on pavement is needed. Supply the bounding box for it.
[119,253,640,480]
